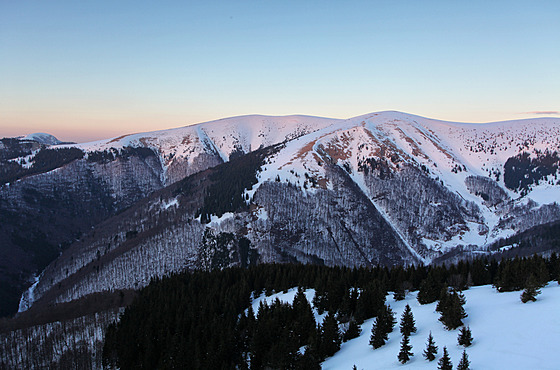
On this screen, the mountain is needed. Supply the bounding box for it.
[1,110,560,368]
[6,111,558,318]
[0,115,338,316]
[22,133,64,146]
[2,111,560,316]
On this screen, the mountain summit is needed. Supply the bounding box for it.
[22,133,63,145]
[1,111,559,318]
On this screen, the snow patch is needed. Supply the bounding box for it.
[207,212,235,227]
[251,288,327,324]
[18,273,42,312]
[23,133,62,145]
[161,198,179,210]
[323,284,560,370]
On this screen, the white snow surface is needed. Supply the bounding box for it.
[18,111,559,254]
[324,284,560,370]
[251,288,327,324]
[69,114,340,168]
[18,273,41,312]
[57,111,559,214]
[22,133,62,145]
[247,111,560,253]
[251,283,560,370]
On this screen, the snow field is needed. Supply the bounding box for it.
[252,284,560,369]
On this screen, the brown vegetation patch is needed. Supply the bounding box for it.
[108,134,132,143]
[395,127,427,158]
[181,135,193,146]
[324,131,356,162]
[316,177,328,189]
[139,137,155,148]
[279,133,331,170]
[413,127,454,161]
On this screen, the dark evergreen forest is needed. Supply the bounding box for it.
[103,254,560,369]
[0,147,84,185]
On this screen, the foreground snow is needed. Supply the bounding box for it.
[253,284,560,370]
[326,284,560,370]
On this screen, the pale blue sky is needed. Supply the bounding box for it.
[1,1,559,142]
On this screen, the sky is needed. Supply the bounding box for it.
[1,1,559,143]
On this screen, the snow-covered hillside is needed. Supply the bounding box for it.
[7,111,560,317]
[70,114,339,184]
[22,132,63,145]
[249,111,560,258]
[252,284,560,370]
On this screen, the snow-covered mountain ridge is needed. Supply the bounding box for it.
[248,111,560,258]
[22,133,63,145]
[69,114,340,185]
[5,111,560,318]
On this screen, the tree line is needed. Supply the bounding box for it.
[103,253,560,369]
[0,147,84,185]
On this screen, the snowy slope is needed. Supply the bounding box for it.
[324,284,560,370]
[251,284,560,370]
[59,110,557,259]
[13,111,560,317]
[248,111,560,258]
[22,133,63,145]
[67,114,340,184]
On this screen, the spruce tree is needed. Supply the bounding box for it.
[369,304,396,349]
[369,316,386,349]
[423,331,438,361]
[343,319,361,342]
[400,304,417,336]
[320,312,342,357]
[437,346,452,370]
[356,281,385,323]
[418,273,441,304]
[393,286,405,301]
[383,304,397,334]
[521,274,541,303]
[435,287,450,313]
[397,334,413,364]
[293,287,316,344]
[457,326,473,347]
[457,349,470,370]
[438,290,467,330]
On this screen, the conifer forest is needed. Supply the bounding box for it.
[99,254,559,369]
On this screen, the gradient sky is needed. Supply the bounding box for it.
[1,1,559,143]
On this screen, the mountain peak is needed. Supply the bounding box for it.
[22,133,63,145]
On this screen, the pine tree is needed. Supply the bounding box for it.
[457,326,473,347]
[399,304,417,336]
[397,334,413,364]
[369,316,386,349]
[437,346,452,370]
[417,273,441,304]
[438,290,467,330]
[320,312,341,357]
[423,331,438,361]
[521,274,541,303]
[343,319,361,342]
[457,349,470,370]
[369,304,396,349]
[393,286,405,301]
